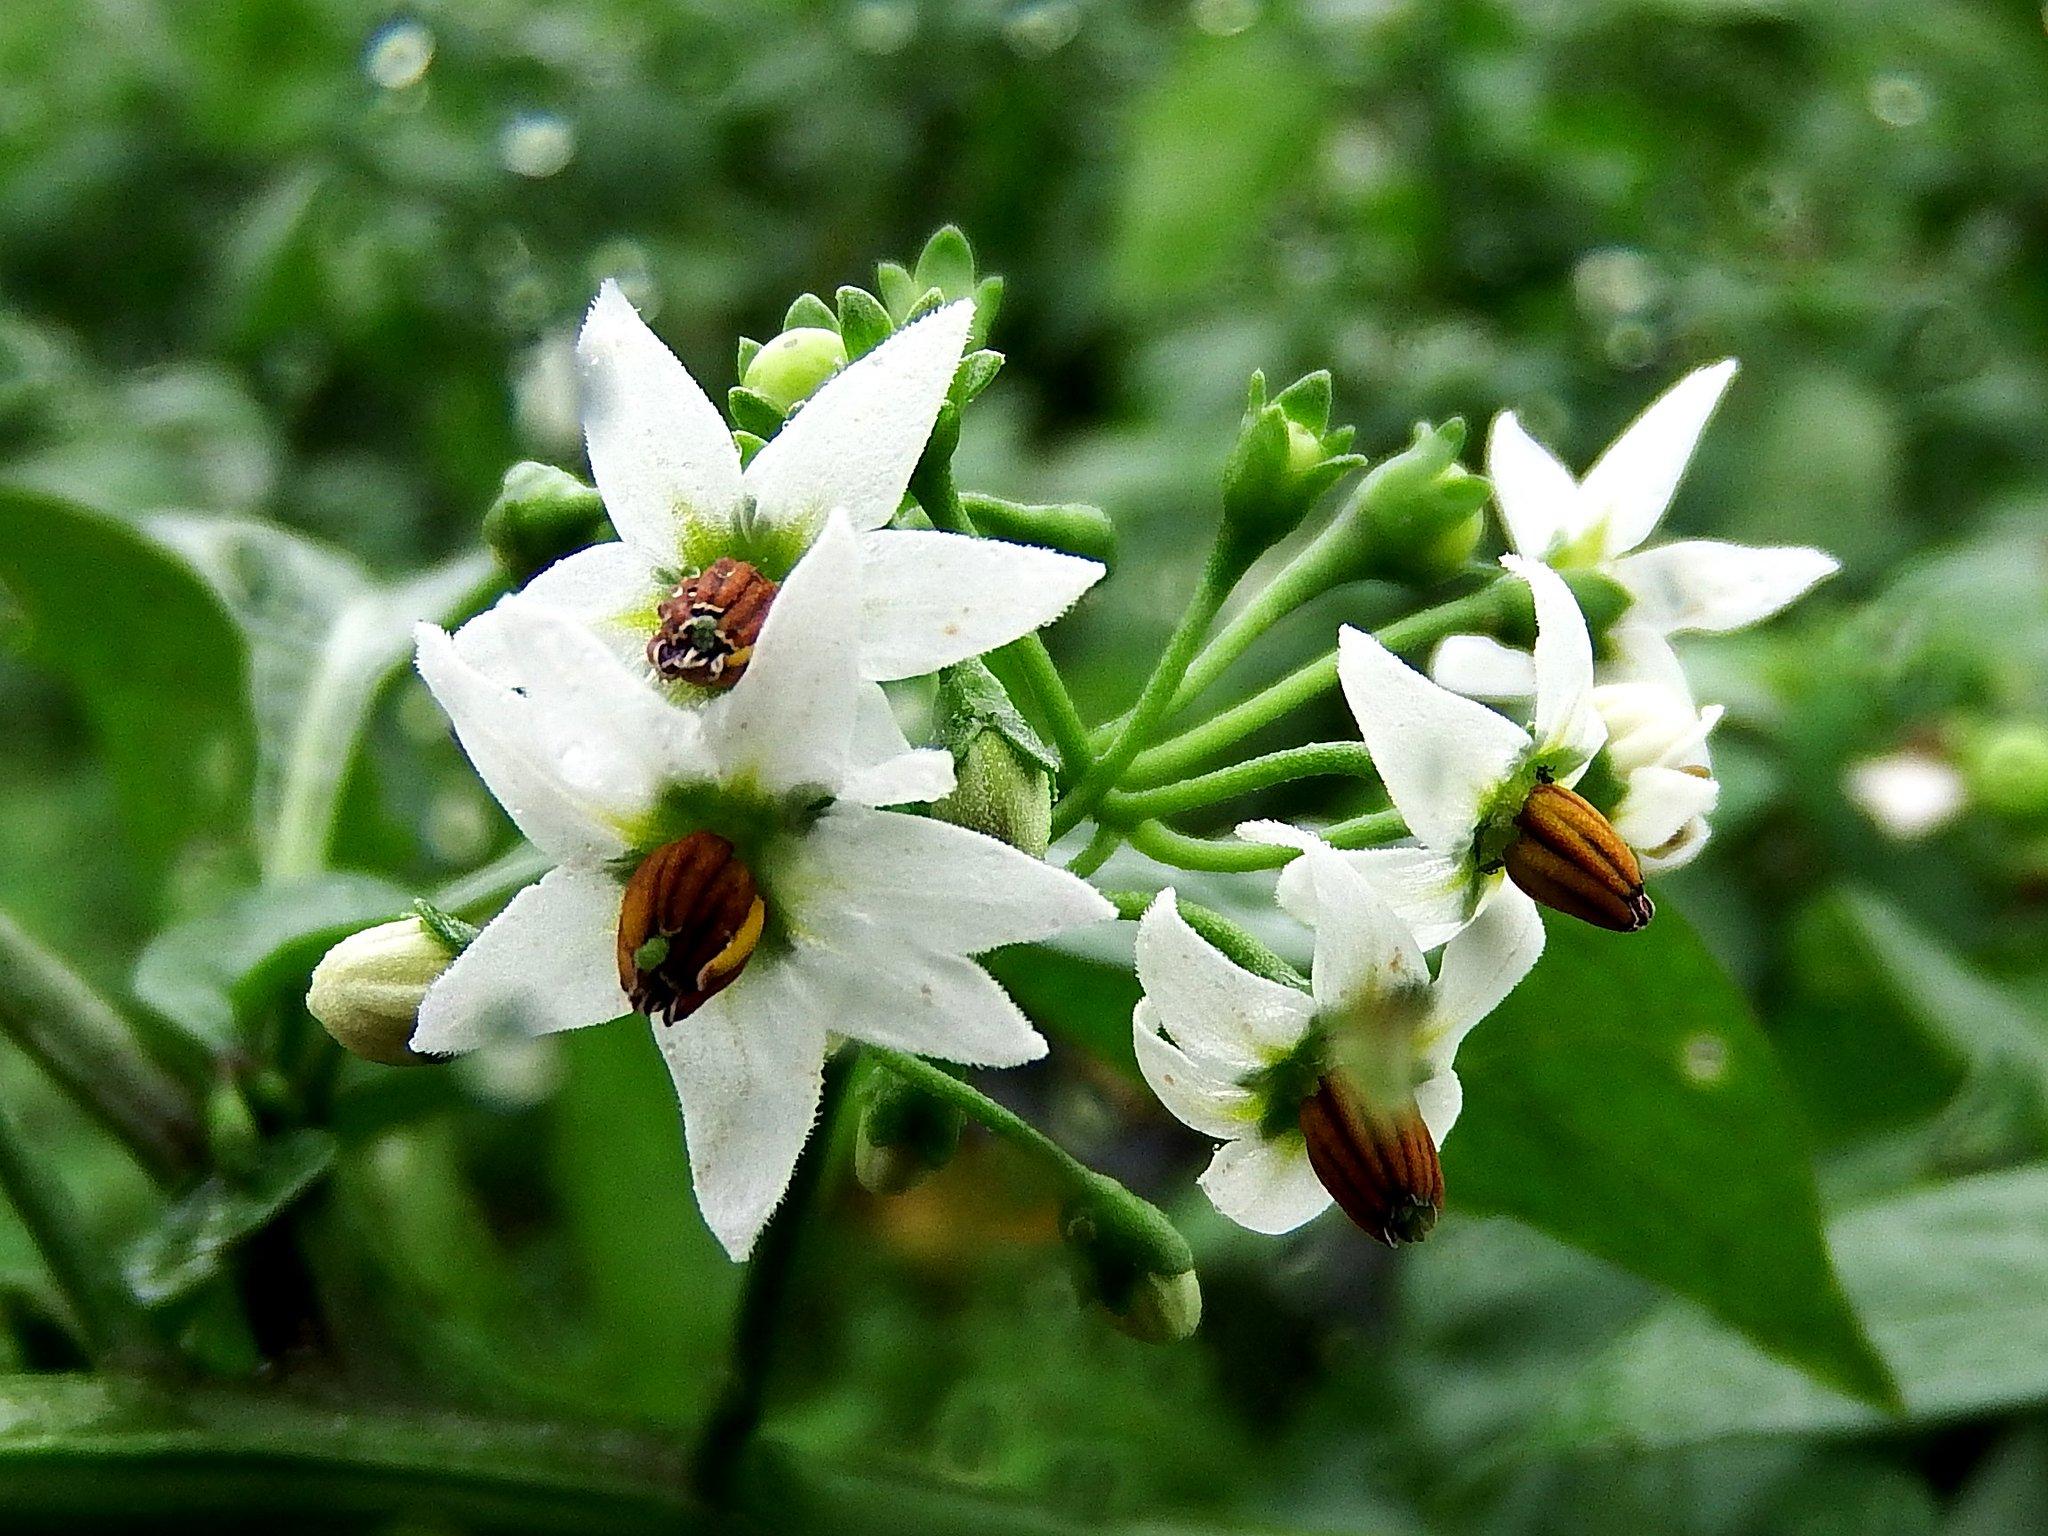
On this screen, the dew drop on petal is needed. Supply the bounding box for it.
[499,112,577,179]
[364,19,435,91]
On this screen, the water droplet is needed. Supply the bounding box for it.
[1003,0,1082,57]
[847,0,917,54]
[363,19,435,91]
[1681,1032,1729,1085]
[1867,73,1930,128]
[1191,0,1262,34]
[498,111,577,179]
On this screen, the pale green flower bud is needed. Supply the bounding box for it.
[1107,1265,1203,1345]
[307,914,464,1066]
[741,327,848,413]
[1219,370,1363,568]
[932,730,1053,858]
[482,461,609,580]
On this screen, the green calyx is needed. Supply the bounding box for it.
[1247,1027,1329,1141]
[482,461,610,580]
[1218,369,1365,564]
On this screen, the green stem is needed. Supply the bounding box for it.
[0,911,200,1183]
[913,465,1093,780]
[1065,823,1124,879]
[1324,808,1409,848]
[1103,741,1375,822]
[1121,579,1514,790]
[1101,890,1306,990]
[1122,820,1295,873]
[1051,543,1243,839]
[862,1046,1100,1193]
[0,1093,165,1366]
[694,1056,851,1508]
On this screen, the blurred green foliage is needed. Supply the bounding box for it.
[2,0,2048,1531]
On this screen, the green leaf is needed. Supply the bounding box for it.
[123,1129,335,1306]
[133,873,411,1052]
[1443,908,1897,1409]
[1111,31,1323,306]
[149,516,494,882]
[1549,1166,2048,1445]
[0,488,253,892]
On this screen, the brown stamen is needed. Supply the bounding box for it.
[616,833,765,1024]
[1298,1076,1443,1247]
[647,558,778,689]
[1502,779,1653,932]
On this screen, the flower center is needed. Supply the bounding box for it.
[1297,1075,1442,1247]
[1502,775,1652,932]
[647,558,778,689]
[616,832,766,1024]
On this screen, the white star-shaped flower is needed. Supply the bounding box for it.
[1590,622,1724,872]
[1491,360,1837,632]
[458,281,1102,695]
[1325,555,1613,946]
[410,513,1112,1260]
[1131,830,1543,1238]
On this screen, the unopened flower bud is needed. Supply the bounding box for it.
[1108,1265,1203,1345]
[1219,371,1363,568]
[308,914,465,1066]
[617,833,766,1025]
[853,1068,965,1195]
[1502,777,1653,932]
[741,326,847,412]
[648,558,778,690]
[482,461,609,580]
[1297,1076,1442,1246]
[932,730,1053,857]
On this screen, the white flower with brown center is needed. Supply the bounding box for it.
[1332,556,1650,945]
[410,513,1112,1260]
[456,281,1102,700]
[1131,830,1543,1243]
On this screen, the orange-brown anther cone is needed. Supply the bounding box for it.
[616,832,765,1024]
[1502,779,1653,932]
[1298,1075,1444,1247]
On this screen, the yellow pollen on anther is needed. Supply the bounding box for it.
[697,896,765,991]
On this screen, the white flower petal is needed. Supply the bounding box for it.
[782,801,1111,958]
[1414,1068,1464,1146]
[1612,763,1721,852]
[1278,844,1481,952]
[1134,890,1317,1071]
[655,960,831,1261]
[839,683,956,805]
[1134,1005,1257,1140]
[1235,823,1426,1014]
[1600,621,1693,697]
[414,623,629,865]
[1431,634,1537,702]
[577,281,745,559]
[412,865,628,1054]
[1506,555,1605,767]
[454,544,662,687]
[491,600,716,795]
[1580,359,1738,558]
[1610,539,1840,634]
[1637,817,1711,874]
[1487,411,1586,560]
[795,939,1046,1065]
[1198,1135,1330,1235]
[1416,887,1544,1072]
[855,529,1102,681]
[710,512,862,795]
[744,301,973,538]
[1336,625,1529,856]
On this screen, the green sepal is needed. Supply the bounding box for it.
[1272,369,1333,433]
[734,430,769,468]
[875,260,919,321]
[960,493,1117,566]
[781,291,838,333]
[933,659,1058,774]
[912,224,977,301]
[727,385,786,440]
[854,1064,966,1194]
[411,898,480,956]
[835,285,894,359]
[735,336,763,378]
[951,348,1003,405]
[969,274,1005,349]
[1061,1171,1197,1316]
[902,286,948,324]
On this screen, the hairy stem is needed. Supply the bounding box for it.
[1102,741,1376,822]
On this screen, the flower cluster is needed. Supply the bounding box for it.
[310,239,1838,1288]
[396,281,1113,1260]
